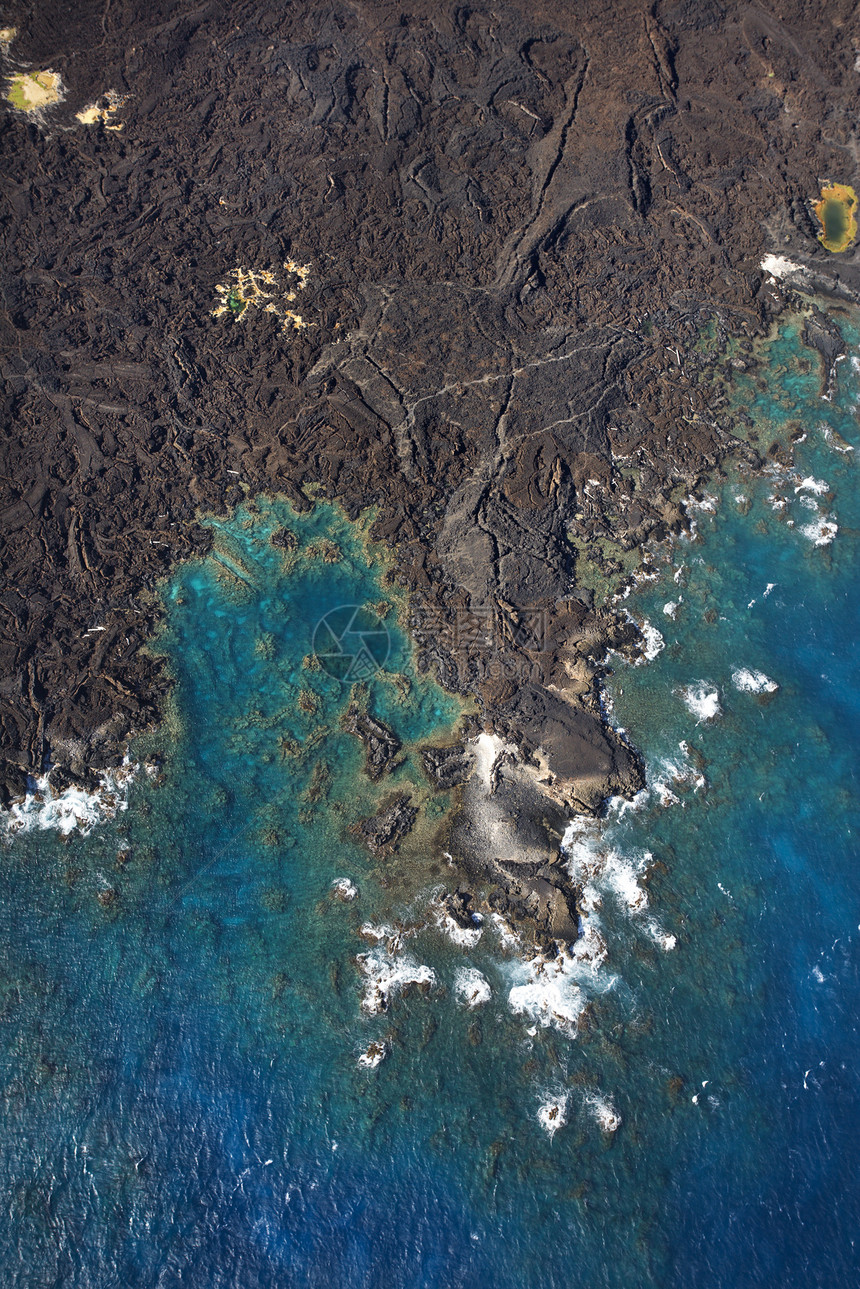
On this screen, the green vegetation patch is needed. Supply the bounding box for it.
[567,533,643,599]
[6,69,63,112]
[213,262,312,333]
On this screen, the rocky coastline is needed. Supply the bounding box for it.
[2,0,860,938]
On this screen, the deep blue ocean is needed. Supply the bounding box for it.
[2,307,859,1288]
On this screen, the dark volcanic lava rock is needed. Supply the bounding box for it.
[341,703,402,782]
[498,682,643,809]
[443,888,480,931]
[421,744,472,789]
[487,856,582,949]
[802,305,846,398]
[352,794,418,857]
[2,0,859,823]
[270,527,298,552]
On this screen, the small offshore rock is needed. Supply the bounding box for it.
[352,794,417,856]
[341,703,401,781]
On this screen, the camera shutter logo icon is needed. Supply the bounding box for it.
[312,605,391,681]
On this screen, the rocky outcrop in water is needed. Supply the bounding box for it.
[352,794,418,857]
[341,703,402,782]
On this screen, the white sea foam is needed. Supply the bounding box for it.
[490,912,524,953]
[646,919,677,951]
[610,787,650,817]
[563,815,653,912]
[639,620,665,663]
[578,881,602,914]
[357,1040,388,1068]
[794,476,829,495]
[653,780,679,808]
[331,877,358,901]
[506,822,625,1038]
[356,947,435,1014]
[454,967,491,1007]
[359,921,400,945]
[438,913,483,948]
[537,1093,568,1138]
[511,807,665,1040]
[800,514,838,546]
[687,493,718,514]
[651,751,705,808]
[663,599,680,619]
[507,949,594,1037]
[561,815,605,883]
[748,582,777,609]
[765,467,837,546]
[732,668,778,694]
[603,850,650,912]
[678,682,721,723]
[571,918,609,968]
[585,1092,621,1133]
[430,890,484,947]
[612,565,661,606]
[4,761,135,837]
[822,425,854,453]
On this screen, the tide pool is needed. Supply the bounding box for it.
[1,310,859,1288]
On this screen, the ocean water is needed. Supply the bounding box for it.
[2,308,860,1288]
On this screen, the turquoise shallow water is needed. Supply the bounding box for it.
[2,309,860,1287]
